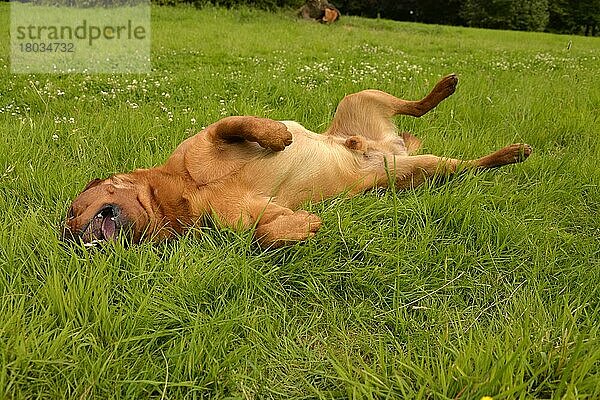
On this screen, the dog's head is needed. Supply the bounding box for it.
[62,176,151,246]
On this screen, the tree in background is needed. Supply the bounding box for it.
[547,0,600,35]
[570,0,600,35]
[510,0,549,31]
[334,0,464,24]
[333,0,382,19]
[336,0,597,34]
[141,0,599,35]
[460,0,510,29]
[460,0,549,31]
[548,0,573,32]
[418,0,464,25]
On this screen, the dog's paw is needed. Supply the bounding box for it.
[256,210,322,248]
[501,143,532,163]
[518,143,533,160]
[481,143,532,168]
[259,120,293,152]
[296,210,323,237]
[434,73,458,98]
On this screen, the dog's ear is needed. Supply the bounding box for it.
[82,178,104,192]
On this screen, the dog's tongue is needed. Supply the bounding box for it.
[102,217,116,240]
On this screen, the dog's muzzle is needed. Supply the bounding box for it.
[63,204,121,246]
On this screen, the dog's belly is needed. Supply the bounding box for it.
[239,121,371,208]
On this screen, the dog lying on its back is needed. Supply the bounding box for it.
[63,74,532,247]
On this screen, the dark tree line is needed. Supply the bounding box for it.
[334,0,599,35]
[6,0,598,35]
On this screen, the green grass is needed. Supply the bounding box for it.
[1,4,600,399]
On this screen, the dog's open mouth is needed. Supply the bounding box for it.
[81,205,119,246]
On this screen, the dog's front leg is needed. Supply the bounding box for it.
[245,199,322,248]
[212,195,323,248]
[254,209,323,248]
[206,116,292,151]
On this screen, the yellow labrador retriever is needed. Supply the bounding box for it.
[63,74,532,247]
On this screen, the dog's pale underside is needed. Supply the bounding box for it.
[64,74,532,247]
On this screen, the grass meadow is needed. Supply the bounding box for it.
[1,4,600,399]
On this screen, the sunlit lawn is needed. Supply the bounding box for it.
[1,4,599,398]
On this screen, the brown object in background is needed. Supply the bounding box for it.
[298,0,340,23]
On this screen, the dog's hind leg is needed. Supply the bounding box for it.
[325,74,458,142]
[206,116,293,151]
[361,143,532,191]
